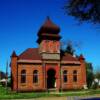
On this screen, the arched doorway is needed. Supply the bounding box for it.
[47,69,56,89]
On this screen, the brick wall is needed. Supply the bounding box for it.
[11,60,86,91]
[17,64,45,91]
[61,63,86,90]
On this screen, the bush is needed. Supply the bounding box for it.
[92,82,98,89]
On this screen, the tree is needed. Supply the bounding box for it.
[64,0,100,24]
[95,69,100,81]
[86,63,94,88]
[0,71,6,79]
[61,40,75,55]
[65,41,75,55]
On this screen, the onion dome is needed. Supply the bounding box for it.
[37,17,61,43]
[38,16,60,35]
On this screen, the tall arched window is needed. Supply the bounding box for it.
[21,70,26,83]
[63,70,67,83]
[73,70,77,82]
[33,70,38,83]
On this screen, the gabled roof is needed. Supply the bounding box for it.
[18,48,42,60]
[61,53,79,61]
[18,48,79,62]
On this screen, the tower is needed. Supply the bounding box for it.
[37,17,61,60]
[11,51,18,91]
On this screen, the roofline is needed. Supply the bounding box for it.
[61,61,80,64]
[17,60,80,64]
[18,48,38,57]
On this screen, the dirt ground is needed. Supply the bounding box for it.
[35,97,67,100]
[19,97,67,100]
[15,96,83,100]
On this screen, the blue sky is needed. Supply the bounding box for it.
[0,0,100,74]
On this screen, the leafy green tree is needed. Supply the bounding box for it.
[91,70,100,89]
[92,81,98,89]
[64,0,100,24]
[86,63,94,88]
[0,71,6,79]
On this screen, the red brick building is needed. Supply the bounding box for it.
[10,17,86,91]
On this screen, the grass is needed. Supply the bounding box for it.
[0,85,100,99]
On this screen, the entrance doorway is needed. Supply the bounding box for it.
[47,69,56,89]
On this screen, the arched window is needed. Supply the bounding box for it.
[63,70,67,83]
[73,70,77,82]
[33,70,38,83]
[21,70,26,83]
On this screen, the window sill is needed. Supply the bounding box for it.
[33,83,39,86]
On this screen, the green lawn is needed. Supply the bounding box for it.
[0,85,100,99]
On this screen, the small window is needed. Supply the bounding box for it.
[63,70,67,83]
[73,70,77,82]
[21,70,26,83]
[33,70,38,83]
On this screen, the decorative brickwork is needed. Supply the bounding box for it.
[10,17,86,92]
